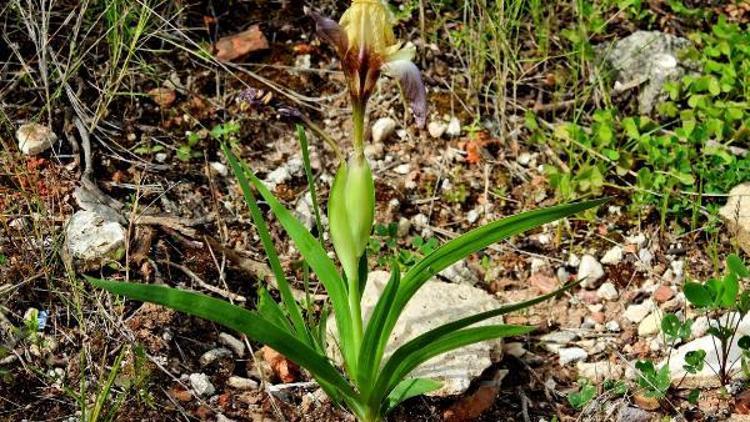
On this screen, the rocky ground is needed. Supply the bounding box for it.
[3,1,750,421]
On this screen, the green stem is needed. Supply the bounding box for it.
[349,272,364,373]
[352,102,366,160]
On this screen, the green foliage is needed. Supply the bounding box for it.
[367,222,439,269]
[635,360,671,399]
[568,378,596,410]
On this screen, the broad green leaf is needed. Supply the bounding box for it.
[257,287,293,333]
[241,163,356,371]
[377,198,609,372]
[223,144,309,343]
[358,265,400,392]
[385,378,442,412]
[371,325,534,407]
[727,254,750,278]
[661,314,680,338]
[720,273,739,308]
[87,278,356,397]
[684,282,713,308]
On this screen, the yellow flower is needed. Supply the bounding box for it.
[309,1,426,127]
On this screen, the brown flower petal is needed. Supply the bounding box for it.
[384,59,427,127]
[308,10,348,59]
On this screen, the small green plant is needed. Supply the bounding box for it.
[88,2,607,421]
[568,378,597,410]
[635,360,671,399]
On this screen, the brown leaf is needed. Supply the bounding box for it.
[214,25,269,62]
[736,390,750,414]
[261,346,299,383]
[443,370,506,421]
[633,393,660,411]
[148,87,176,108]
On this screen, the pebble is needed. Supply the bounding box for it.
[624,302,652,324]
[227,376,258,390]
[576,360,623,382]
[517,152,532,166]
[558,347,588,365]
[638,249,654,266]
[568,253,581,267]
[637,312,661,337]
[652,285,674,303]
[209,162,228,177]
[397,217,411,237]
[691,316,709,338]
[617,405,652,422]
[427,120,448,138]
[529,272,558,294]
[16,122,58,155]
[189,373,215,397]
[503,342,527,358]
[539,331,578,353]
[199,347,232,366]
[394,163,410,175]
[219,333,246,357]
[216,414,236,422]
[596,282,619,301]
[446,117,461,137]
[466,208,480,224]
[578,254,605,288]
[155,152,168,163]
[626,233,647,247]
[371,117,397,143]
[556,267,570,283]
[605,320,621,332]
[601,245,624,265]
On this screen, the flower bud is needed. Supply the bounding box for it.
[328,155,375,282]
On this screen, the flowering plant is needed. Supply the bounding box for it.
[89,2,606,420]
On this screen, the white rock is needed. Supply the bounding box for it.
[264,157,303,190]
[719,183,750,255]
[576,360,623,382]
[558,347,588,366]
[624,302,653,324]
[371,117,397,143]
[446,117,461,137]
[219,332,246,357]
[16,123,57,155]
[568,253,581,267]
[667,312,750,388]
[540,331,578,353]
[155,152,168,163]
[199,348,232,366]
[329,271,505,397]
[503,342,527,358]
[638,249,654,266]
[626,233,647,247]
[227,376,258,390]
[691,316,709,338]
[189,373,215,396]
[209,162,228,176]
[638,313,661,337]
[517,152,532,166]
[578,255,605,288]
[394,163,410,175]
[601,245,624,265]
[466,208,480,224]
[439,260,479,286]
[605,321,621,332]
[64,211,126,270]
[427,121,448,138]
[596,282,619,301]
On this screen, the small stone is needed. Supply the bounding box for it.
[540,331,578,352]
[16,123,58,155]
[617,405,653,422]
[556,267,570,283]
[653,285,675,303]
[371,117,397,143]
[466,208,480,224]
[529,272,558,294]
[638,313,661,337]
[578,255,605,288]
[624,302,652,324]
[568,253,581,267]
[691,316,709,338]
[155,152,168,163]
[596,282,619,301]
[503,342,527,358]
[189,373,215,397]
[397,217,411,237]
[558,347,588,366]
[517,152,532,166]
[216,414,235,422]
[590,312,606,324]
[209,162,228,176]
[364,142,384,158]
[64,211,127,270]
[148,87,177,108]
[638,249,653,266]
[605,320,621,332]
[446,117,461,137]
[227,376,258,390]
[427,121,448,138]
[601,245,624,265]
[219,332,246,357]
[394,163,410,175]
[199,347,232,366]
[626,233,647,247]
[576,360,623,382]
[633,393,660,411]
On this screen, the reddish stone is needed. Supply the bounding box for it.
[529,273,558,294]
[653,285,675,303]
[578,290,601,305]
[591,312,606,324]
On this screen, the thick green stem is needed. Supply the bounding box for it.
[348,272,364,373]
[352,102,366,160]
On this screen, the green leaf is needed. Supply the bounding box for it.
[720,273,739,308]
[378,199,609,373]
[371,325,535,407]
[727,254,750,278]
[661,314,680,338]
[568,379,596,410]
[358,265,400,392]
[223,144,310,344]
[257,287,293,333]
[684,282,713,308]
[683,350,706,374]
[385,378,442,412]
[240,159,356,371]
[739,335,750,350]
[86,278,356,397]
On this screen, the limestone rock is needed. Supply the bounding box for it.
[597,31,692,114]
[64,211,126,270]
[558,347,588,366]
[16,123,58,155]
[428,120,447,138]
[578,255,605,288]
[189,373,215,396]
[719,183,750,255]
[601,245,624,265]
[576,360,623,382]
[329,271,505,397]
[371,117,397,143]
